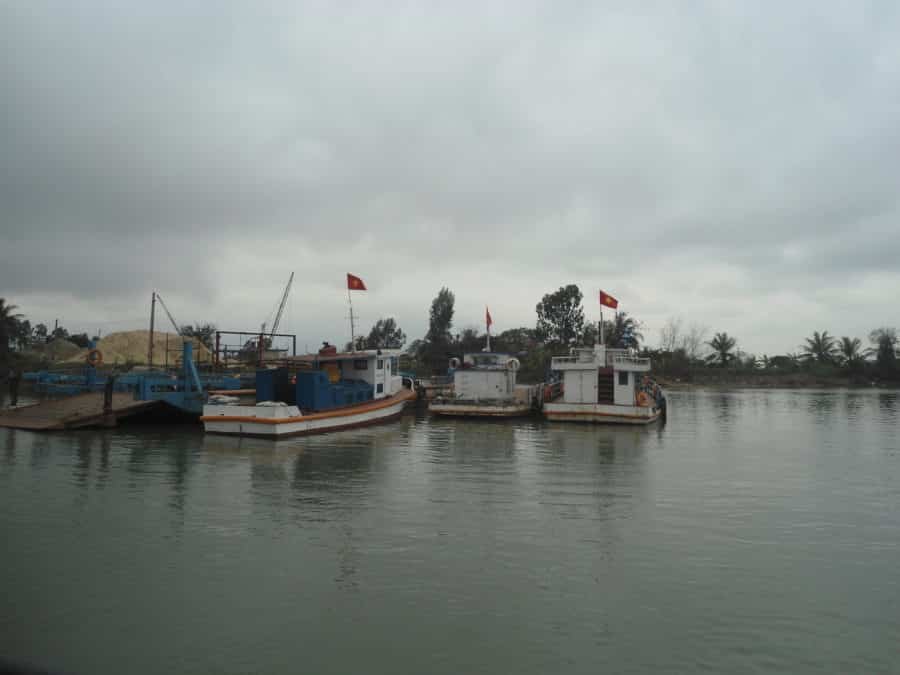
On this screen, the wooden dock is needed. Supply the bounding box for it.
[0,392,162,431]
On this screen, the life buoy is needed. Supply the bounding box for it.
[448,357,461,369]
[86,349,103,367]
[506,357,520,371]
[637,391,651,407]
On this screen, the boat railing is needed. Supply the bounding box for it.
[609,354,651,368]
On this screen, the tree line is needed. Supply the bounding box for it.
[4,292,898,383]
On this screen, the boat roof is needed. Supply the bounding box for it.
[288,349,402,364]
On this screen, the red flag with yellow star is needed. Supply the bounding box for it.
[347,274,367,291]
[599,291,618,309]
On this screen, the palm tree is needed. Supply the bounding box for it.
[0,298,24,362]
[801,330,838,365]
[869,327,898,375]
[838,336,864,369]
[705,332,737,367]
[602,311,644,349]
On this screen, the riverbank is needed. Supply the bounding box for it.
[655,371,889,389]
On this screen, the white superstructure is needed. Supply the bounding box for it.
[543,345,665,425]
[429,352,541,417]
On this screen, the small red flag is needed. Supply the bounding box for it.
[347,273,367,291]
[486,306,493,329]
[599,291,618,309]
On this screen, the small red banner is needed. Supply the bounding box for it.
[599,291,618,309]
[347,274,367,291]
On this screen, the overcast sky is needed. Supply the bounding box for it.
[2,1,899,355]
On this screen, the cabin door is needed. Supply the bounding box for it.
[374,357,386,397]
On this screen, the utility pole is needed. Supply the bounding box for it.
[148,292,156,367]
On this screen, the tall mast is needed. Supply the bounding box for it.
[348,287,356,351]
[147,291,156,366]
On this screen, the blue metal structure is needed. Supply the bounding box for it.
[133,341,212,414]
[25,342,241,414]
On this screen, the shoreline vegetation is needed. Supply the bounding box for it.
[2,288,899,390]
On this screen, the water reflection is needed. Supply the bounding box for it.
[423,417,520,465]
[878,391,896,415]
[540,423,648,465]
[3,428,16,468]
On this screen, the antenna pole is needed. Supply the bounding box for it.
[348,287,356,351]
[148,291,156,366]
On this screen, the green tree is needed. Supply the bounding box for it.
[801,330,838,365]
[869,327,898,378]
[705,332,737,367]
[601,311,643,349]
[33,323,48,342]
[0,298,23,362]
[838,336,864,370]
[494,327,537,355]
[426,288,455,345]
[419,288,456,374]
[14,319,31,350]
[454,327,484,353]
[69,333,91,349]
[365,317,406,349]
[535,284,584,346]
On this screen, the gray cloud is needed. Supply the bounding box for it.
[2,1,900,354]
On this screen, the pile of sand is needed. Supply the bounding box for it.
[64,330,213,366]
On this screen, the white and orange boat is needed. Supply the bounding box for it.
[201,346,415,438]
[542,344,666,425]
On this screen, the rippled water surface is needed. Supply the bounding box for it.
[2,389,900,674]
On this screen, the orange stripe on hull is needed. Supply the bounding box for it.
[200,389,416,425]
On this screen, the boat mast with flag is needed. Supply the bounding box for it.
[201,274,416,438]
[542,291,667,425]
[429,305,543,417]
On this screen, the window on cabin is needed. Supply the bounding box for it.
[377,359,384,370]
[376,383,383,393]
[354,359,368,370]
[618,371,629,386]
[391,358,398,375]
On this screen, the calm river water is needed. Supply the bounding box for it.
[2,389,899,674]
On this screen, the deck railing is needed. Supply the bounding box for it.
[610,354,651,368]
[551,349,651,369]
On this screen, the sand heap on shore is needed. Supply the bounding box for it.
[64,330,213,366]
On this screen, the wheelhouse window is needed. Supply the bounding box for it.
[353,359,368,370]
[391,358,398,375]
[618,371,628,386]
[376,383,383,393]
[377,359,384,370]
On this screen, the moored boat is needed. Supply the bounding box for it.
[429,352,542,418]
[201,346,416,438]
[542,345,666,425]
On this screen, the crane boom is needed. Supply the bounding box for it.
[155,292,182,336]
[269,272,294,339]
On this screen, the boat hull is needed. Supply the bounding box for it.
[429,401,533,418]
[542,401,662,425]
[201,388,416,438]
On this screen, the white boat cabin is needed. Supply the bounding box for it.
[450,352,521,402]
[304,348,405,400]
[551,345,651,406]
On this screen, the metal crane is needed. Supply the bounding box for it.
[268,272,294,340]
[154,292,183,336]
